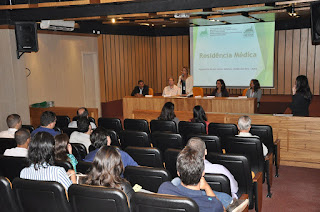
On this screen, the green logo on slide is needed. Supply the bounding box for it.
[243,26,254,37]
[200,28,208,37]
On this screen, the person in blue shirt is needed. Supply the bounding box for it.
[83,127,138,168]
[31,111,60,137]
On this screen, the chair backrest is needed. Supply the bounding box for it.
[0,138,17,154]
[131,192,199,212]
[0,156,29,182]
[0,177,20,212]
[150,120,177,133]
[98,118,123,134]
[124,166,171,193]
[72,116,96,125]
[208,123,238,137]
[13,178,72,212]
[54,160,73,172]
[125,146,163,168]
[250,124,274,153]
[193,87,204,97]
[206,152,253,208]
[178,121,206,145]
[22,125,35,133]
[69,184,130,212]
[242,88,248,96]
[62,128,77,137]
[224,136,265,175]
[119,130,150,150]
[186,134,222,154]
[106,129,121,146]
[164,148,181,178]
[204,173,231,196]
[76,161,92,174]
[71,143,88,161]
[148,88,154,95]
[124,119,150,133]
[56,116,70,129]
[151,132,184,156]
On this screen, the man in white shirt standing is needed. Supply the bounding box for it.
[4,128,30,157]
[0,114,22,138]
[70,117,92,152]
[162,77,180,97]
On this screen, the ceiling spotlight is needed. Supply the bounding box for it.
[287,6,300,18]
[111,18,116,23]
[162,24,166,27]
[140,23,150,26]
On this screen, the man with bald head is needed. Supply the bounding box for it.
[68,107,96,129]
[0,114,22,138]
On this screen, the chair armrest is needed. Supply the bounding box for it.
[264,152,272,161]
[274,139,280,146]
[253,172,263,212]
[274,139,280,167]
[264,153,274,187]
[239,194,249,212]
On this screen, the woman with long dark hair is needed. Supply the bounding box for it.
[290,75,312,116]
[190,105,209,133]
[54,133,78,172]
[211,79,229,97]
[245,79,262,107]
[83,146,134,199]
[158,102,180,126]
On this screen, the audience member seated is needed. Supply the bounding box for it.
[187,137,239,199]
[177,67,193,97]
[131,80,149,97]
[3,128,30,157]
[55,133,78,172]
[158,146,248,212]
[83,127,138,168]
[158,102,180,128]
[236,116,268,156]
[162,77,180,96]
[211,79,229,97]
[190,105,209,134]
[0,114,22,138]
[81,146,135,201]
[245,79,262,108]
[20,132,76,190]
[290,75,312,116]
[70,117,92,152]
[31,111,61,137]
[68,107,97,129]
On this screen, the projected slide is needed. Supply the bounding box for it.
[190,22,275,87]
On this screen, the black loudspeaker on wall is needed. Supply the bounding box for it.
[311,2,320,45]
[15,22,39,57]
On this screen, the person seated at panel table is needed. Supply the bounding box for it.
[211,79,229,97]
[177,67,193,97]
[162,77,180,96]
[289,75,312,117]
[0,114,22,138]
[245,79,262,107]
[131,80,149,97]
[158,102,180,128]
[190,105,209,134]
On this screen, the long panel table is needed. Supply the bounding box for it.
[123,96,257,119]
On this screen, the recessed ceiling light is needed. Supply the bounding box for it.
[111,18,116,23]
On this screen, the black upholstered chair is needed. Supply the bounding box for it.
[22,125,35,133]
[13,178,72,212]
[164,148,181,178]
[61,128,77,137]
[56,116,70,129]
[0,156,28,182]
[124,119,150,133]
[0,138,17,155]
[151,132,184,156]
[204,173,231,196]
[150,120,177,133]
[250,124,280,177]
[98,118,123,134]
[206,152,263,211]
[125,146,163,168]
[119,130,150,150]
[0,177,20,212]
[76,161,92,174]
[124,166,171,193]
[73,116,96,125]
[186,134,223,153]
[131,192,199,212]
[208,123,238,148]
[69,184,130,212]
[178,121,206,145]
[54,160,73,172]
[106,129,121,147]
[71,143,88,161]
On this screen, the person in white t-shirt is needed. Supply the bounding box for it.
[0,114,22,138]
[4,128,30,157]
[162,77,180,97]
[70,117,92,152]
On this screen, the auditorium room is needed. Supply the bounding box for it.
[0,0,320,211]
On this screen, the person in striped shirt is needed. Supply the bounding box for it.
[20,131,76,190]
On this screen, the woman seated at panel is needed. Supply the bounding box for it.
[177,67,194,97]
[290,75,312,116]
[245,79,262,107]
[54,133,78,172]
[190,105,209,134]
[158,102,180,128]
[82,146,135,200]
[211,79,229,97]
[20,132,76,190]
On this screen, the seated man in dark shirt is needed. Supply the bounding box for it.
[131,80,149,97]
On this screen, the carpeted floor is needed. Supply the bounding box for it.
[252,165,320,211]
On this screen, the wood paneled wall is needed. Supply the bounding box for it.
[99,28,320,102]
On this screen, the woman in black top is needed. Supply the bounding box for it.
[211,79,229,97]
[290,75,312,116]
